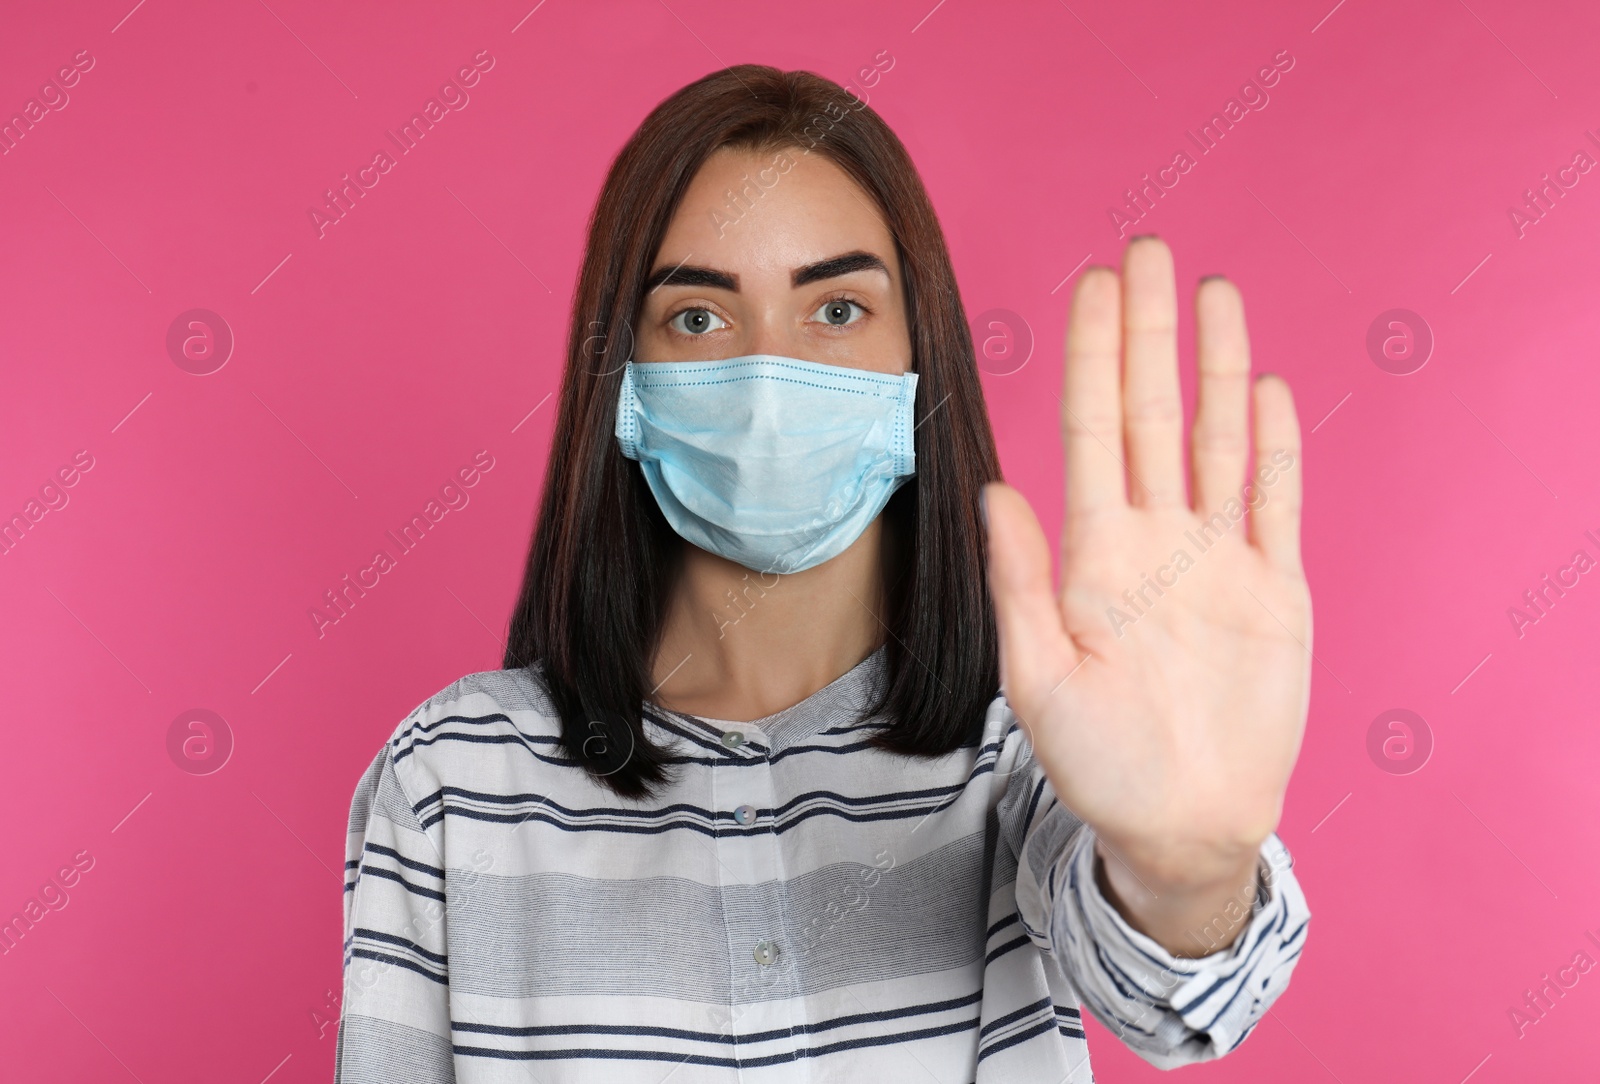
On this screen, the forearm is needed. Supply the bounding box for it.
[1093,836,1265,958]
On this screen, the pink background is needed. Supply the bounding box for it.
[3,0,1598,1080]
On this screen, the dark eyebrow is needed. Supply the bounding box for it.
[793,250,889,287]
[642,250,890,294]
[643,264,738,292]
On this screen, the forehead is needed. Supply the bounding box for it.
[656,146,900,278]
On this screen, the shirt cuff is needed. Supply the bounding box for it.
[1048,828,1310,1065]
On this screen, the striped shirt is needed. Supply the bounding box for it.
[336,647,1309,1082]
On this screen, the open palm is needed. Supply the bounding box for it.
[984,237,1311,889]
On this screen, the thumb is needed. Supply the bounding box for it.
[982,482,1075,708]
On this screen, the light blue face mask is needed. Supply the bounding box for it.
[615,354,918,575]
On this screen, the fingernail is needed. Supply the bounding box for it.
[1198,273,1228,283]
[1130,233,1160,242]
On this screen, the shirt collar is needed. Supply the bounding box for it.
[650,644,889,752]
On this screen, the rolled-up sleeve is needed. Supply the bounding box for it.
[997,722,1311,1069]
[335,740,457,1083]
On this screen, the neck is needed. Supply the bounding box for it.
[649,519,888,723]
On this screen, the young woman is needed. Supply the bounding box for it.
[337,65,1311,1083]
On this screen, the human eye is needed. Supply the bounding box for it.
[667,307,728,336]
[810,295,870,328]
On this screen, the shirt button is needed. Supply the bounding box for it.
[721,730,746,748]
[734,804,757,826]
[753,940,780,966]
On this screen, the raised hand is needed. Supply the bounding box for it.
[982,236,1311,950]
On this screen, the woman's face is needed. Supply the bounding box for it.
[635,146,912,375]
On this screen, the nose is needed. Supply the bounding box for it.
[734,308,900,373]
[740,296,800,360]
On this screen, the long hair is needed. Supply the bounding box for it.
[503,64,1001,798]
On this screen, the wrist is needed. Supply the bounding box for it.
[1093,837,1267,958]
[1093,830,1265,896]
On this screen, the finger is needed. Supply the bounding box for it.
[1062,268,1127,527]
[1247,374,1303,574]
[983,482,1077,704]
[1121,237,1185,507]
[1189,276,1252,516]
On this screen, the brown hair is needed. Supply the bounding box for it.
[503,64,1001,798]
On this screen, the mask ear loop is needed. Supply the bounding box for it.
[614,361,642,460]
[891,371,919,477]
